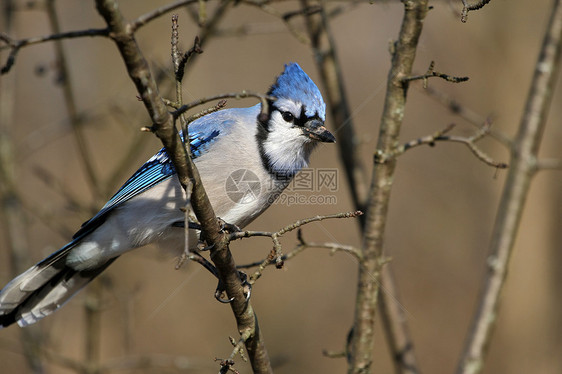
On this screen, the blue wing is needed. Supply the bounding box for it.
[72,128,221,239]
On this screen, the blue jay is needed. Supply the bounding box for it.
[0,63,335,328]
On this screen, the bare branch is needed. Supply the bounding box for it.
[399,123,456,150]
[350,1,430,373]
[0,0,201,75]
[457,1,562,373]
[237,238,363,271]
[536,158,562,171]
[402,61,469,87]
[45,0,102,202]
[184,0,233,57]
[441,136,507,169]
[422,86,513,147]
[176,36,203,83]
[173,91,275,124]
[129,0,198,32]
[240,0,311,43]
[0,28,108,74]
[228,329,251,363]
[0,6,46,371]
[301,0,370,213]
[395,122,508,169]
[93,0,242,367]
[230,211,363,282]
[185,99,227,124]
[299,4,423,373]
[94,4,273,372]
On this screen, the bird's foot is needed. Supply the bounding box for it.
[214,271,252,304]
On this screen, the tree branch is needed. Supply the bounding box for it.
[0,28,108,74]
[301,0,370,213]
[93,2,272,372]
[230,211,363,282]
[536,158,562,171]
[422,86,513,147]
[456,1,562,373]
[172,91,274,123]
[129,0,199,32]
[401,60,469,87]
[298,4,424,373]
[0,0,199,75]
[395,122,508,169]
[0,4,46,372]
[348,1,429,373]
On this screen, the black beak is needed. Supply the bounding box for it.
[302,119,336,143]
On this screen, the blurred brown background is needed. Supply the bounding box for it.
[1,1,561,373]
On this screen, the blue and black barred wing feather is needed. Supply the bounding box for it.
[72,129,221,240]
[0,124,223,328]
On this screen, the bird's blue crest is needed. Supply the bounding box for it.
[269,63,326,120]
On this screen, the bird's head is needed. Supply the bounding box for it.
[257,63,335,177]
[265,63,335,144]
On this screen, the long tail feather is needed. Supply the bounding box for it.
[0,243,116,328]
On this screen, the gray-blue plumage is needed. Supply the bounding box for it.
[0,63,335,328]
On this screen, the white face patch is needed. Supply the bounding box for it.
[260,100,318,176]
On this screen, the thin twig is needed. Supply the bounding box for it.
[129,0,199,32]
[170,15,195,263]
[402,61,469,87]
[176,36,203,83]
[173,91,275,123]
[230,211,363,283]
[0,0,202,75]
[185,99,227,124]
[460,0,492,22]
[228,329,251,363]
[0,28,108,74]
[240,0,311,43]
[394,122,508,169]
[235,232,363,271]
[184,0,233,61]
[422,86,513,147]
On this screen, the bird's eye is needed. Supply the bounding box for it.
[281,111,294,123]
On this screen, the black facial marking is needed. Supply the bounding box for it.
[256,100,277,177]
[255,103,302,179]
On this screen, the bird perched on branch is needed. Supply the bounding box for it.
[0,63,335,328]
